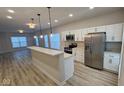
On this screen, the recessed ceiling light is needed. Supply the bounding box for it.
[18,30,24,33]
[89,7,94,10]
[8,9,15,13]
[6,16,12,19]
[69,14,73,17]
[54,19,58,23]
[48,22,50,25]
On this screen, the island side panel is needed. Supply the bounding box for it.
[30,49,65,84]
[31,50,59,70]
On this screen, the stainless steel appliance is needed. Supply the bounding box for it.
[84,32,105,70]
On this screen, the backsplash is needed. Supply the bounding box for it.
[105,42,122,53]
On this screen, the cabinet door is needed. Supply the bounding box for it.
[96,26,106,32]
[104,53,120,72]
[87,27,96,33]
[104,55,111,70]
[113,24,123,41]
[106,25,114,42]
[74,30,80,41]
[61,32,66,41]
[111,57,120,72]
[106,24,123,42]
[81,29,88,41]
[77,29,82,41]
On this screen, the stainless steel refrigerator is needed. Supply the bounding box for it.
[84,32,105,70]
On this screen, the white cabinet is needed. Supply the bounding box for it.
[72,47,84,63]
[96,26,106,32]
[87,27,96,33]
[106,24,123,42]
[77,29,83,41]
[61,31,67,41]
[71,30,82,41]
[73,30,80,41]
[81,29,88,41]
[61,23,123,42]
[104,52,120,73]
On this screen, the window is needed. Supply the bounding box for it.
[50,33,60,49]
[35,36,39,46]
[11,36,27,48]
[44,35,49,48]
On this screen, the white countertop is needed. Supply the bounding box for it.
[64,53,73,59]
[104,51,121,55]
[28,46,64,56]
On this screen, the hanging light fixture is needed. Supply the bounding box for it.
[26,18,36,29]
[37,14,43,38]
[47,7,53,37]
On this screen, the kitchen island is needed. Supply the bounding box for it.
[28,46,74,85]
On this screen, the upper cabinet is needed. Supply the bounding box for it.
[81,29,88,41]
[106,23,123,42]
[87,27,96,33]
[61,23,123,42]
[96,26,106,32]
[61,31,66,41]
[74,30,82,41]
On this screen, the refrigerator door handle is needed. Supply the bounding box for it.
[90,46,92,54]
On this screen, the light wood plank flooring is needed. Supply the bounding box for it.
[0,49,118,86]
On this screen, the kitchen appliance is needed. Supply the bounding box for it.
[66,34,75,41]
[64,43,77,54]
[84,32,106,70]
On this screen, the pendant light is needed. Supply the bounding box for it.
[33,29,37,39]
[34,35,37,39]
[47,7,53,37]
[37,14,43,38]
[27,18,36,29]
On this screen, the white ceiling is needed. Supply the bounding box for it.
[0,7,123,33]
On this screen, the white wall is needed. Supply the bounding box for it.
[42,10,124,34]
[0,32,34,53]
[118,24,124,85]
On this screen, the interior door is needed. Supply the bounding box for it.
[84,35,92,66]
[91,33,105,69]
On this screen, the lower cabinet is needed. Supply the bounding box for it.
[72,48,84,63]
[104,52,120,73]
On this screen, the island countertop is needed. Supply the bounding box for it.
[28,46,64,56]
[64,53,73,59]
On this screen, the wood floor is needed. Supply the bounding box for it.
[0,49,118,86]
